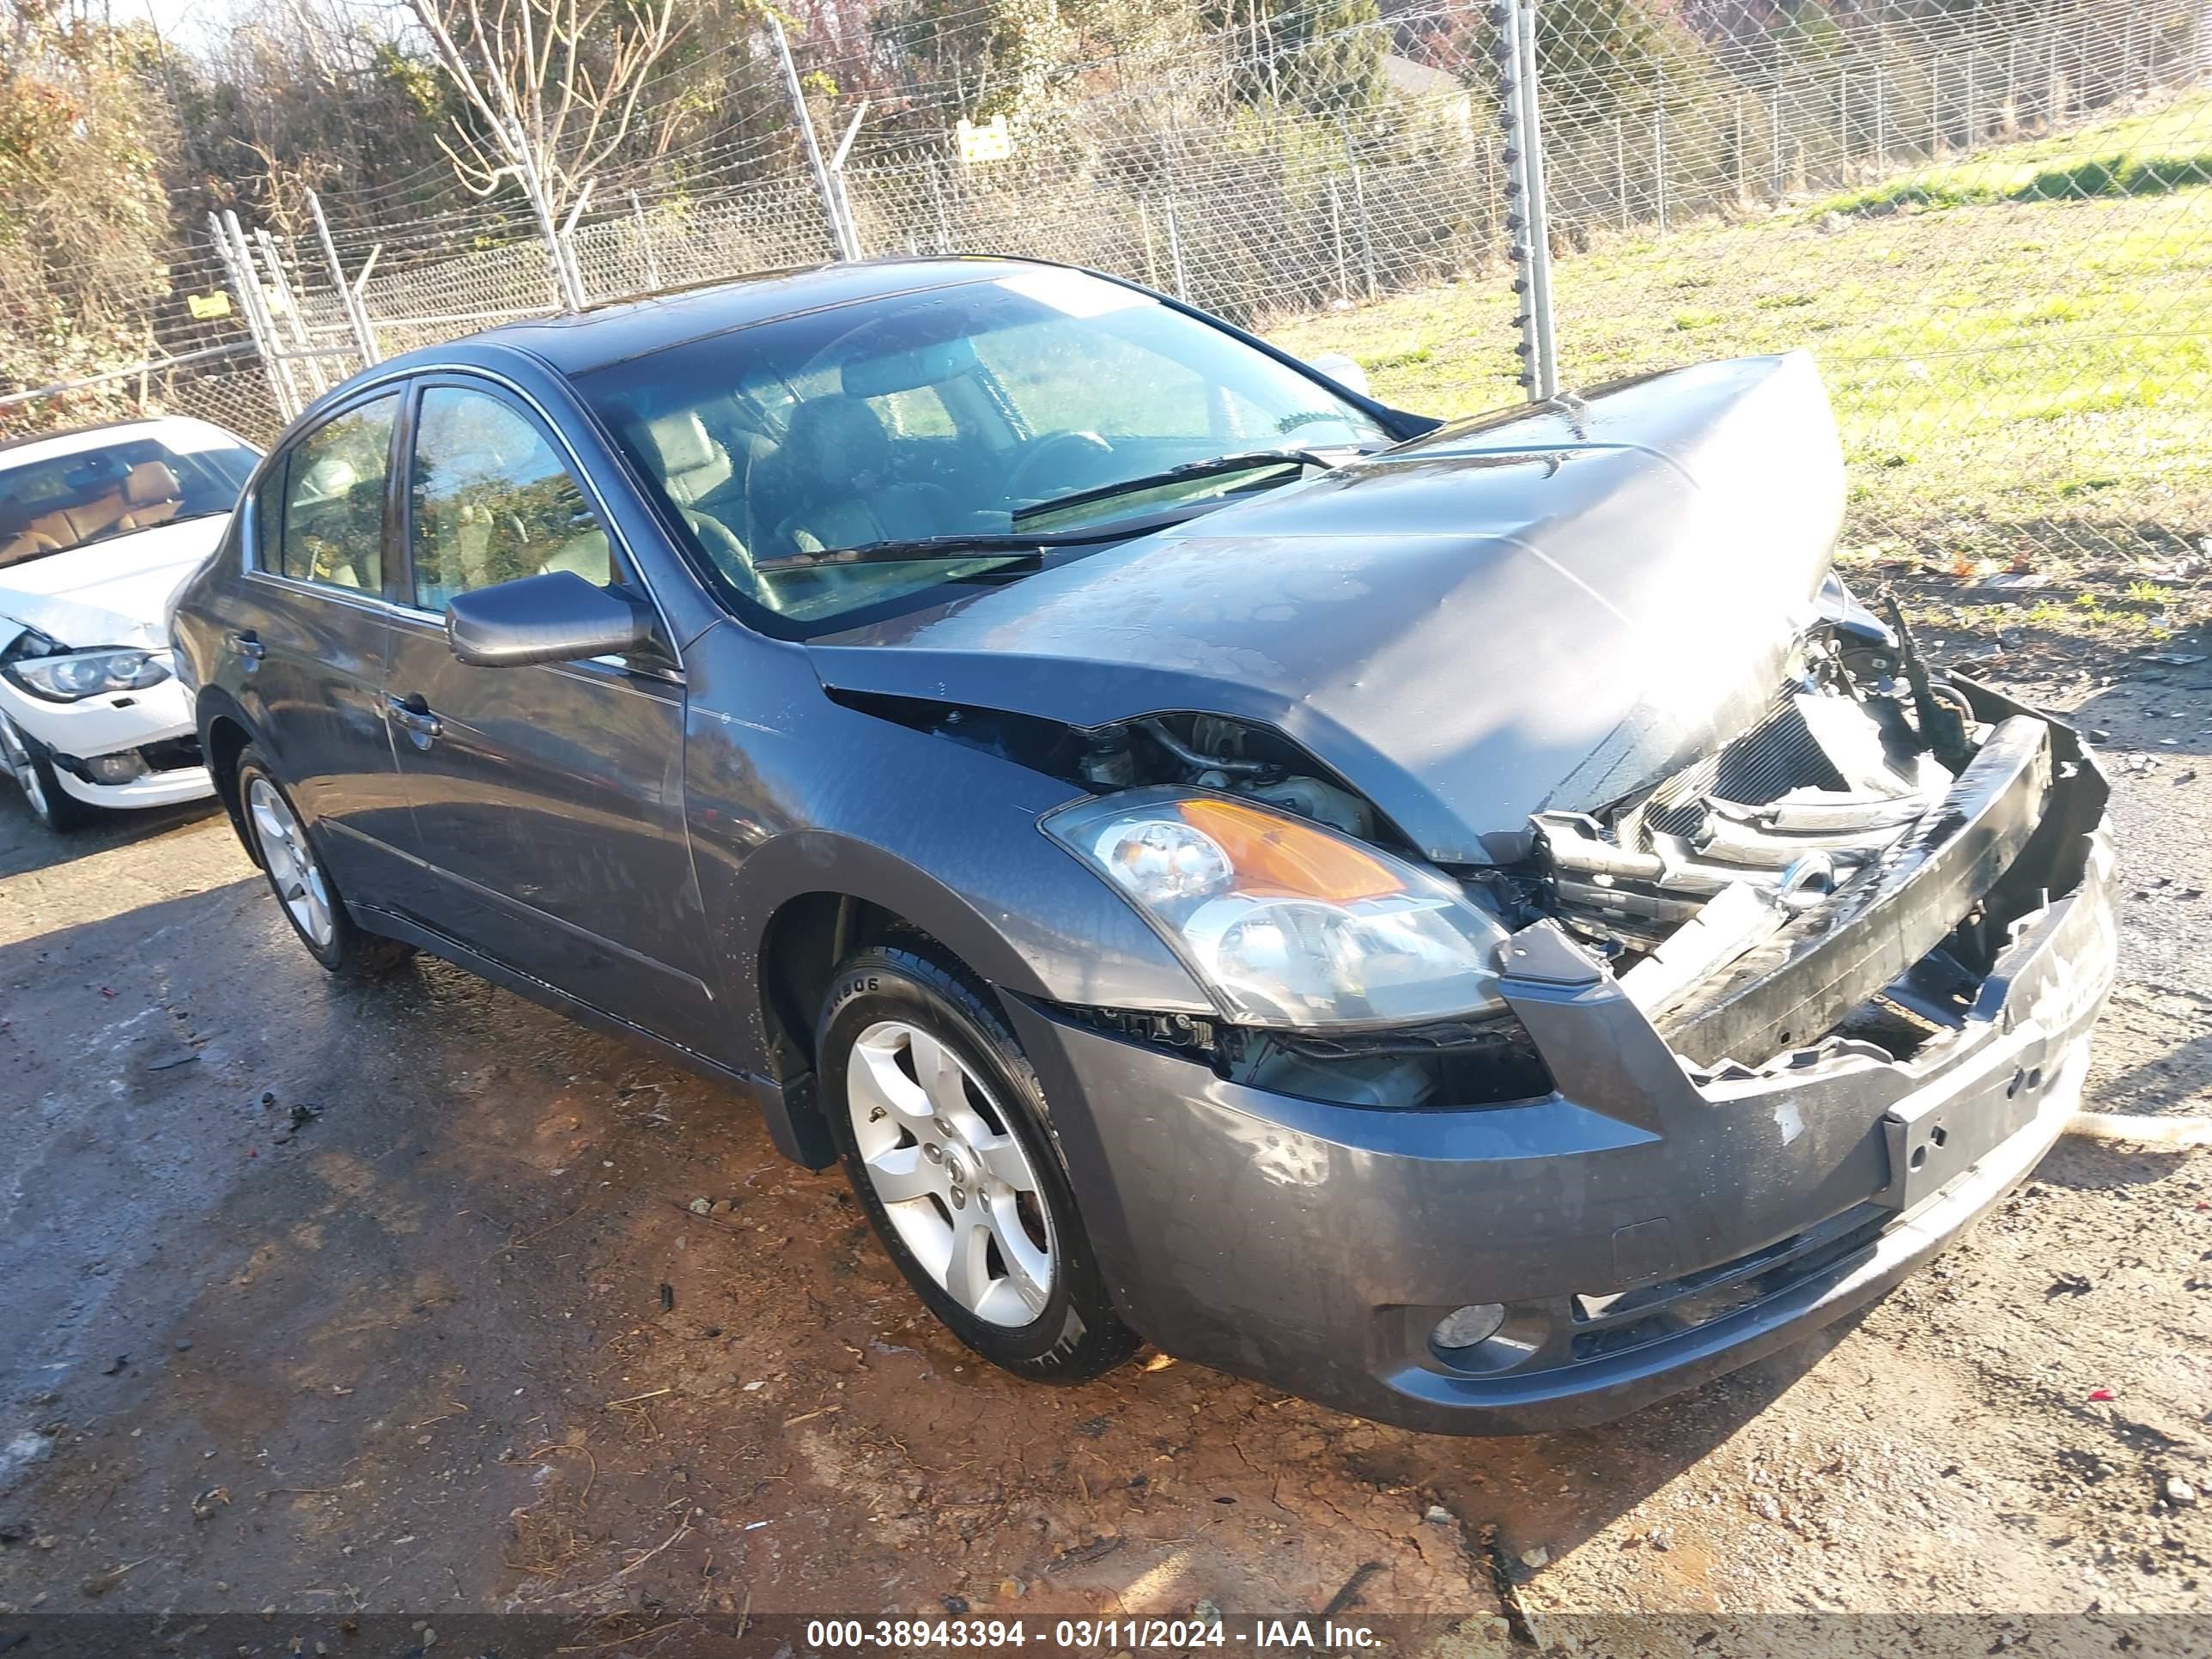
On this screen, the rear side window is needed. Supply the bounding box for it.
[276,395,398,592]
[408,386,611,611]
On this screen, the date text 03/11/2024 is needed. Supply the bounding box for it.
[803,1619,1383,1650]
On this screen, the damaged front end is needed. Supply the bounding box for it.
[1528,611,2108,1081]
[1002,601,2117,1433]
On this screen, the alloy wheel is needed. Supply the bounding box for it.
[845,1019,1056,1328]
[246,775,336,950]
[0,718,50,823]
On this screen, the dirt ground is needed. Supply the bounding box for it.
[1,628,2208,1650]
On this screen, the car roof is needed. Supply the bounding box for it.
[457,255,1062,377]
[0,415,252,468]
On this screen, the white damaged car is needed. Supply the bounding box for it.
[0,416,258,830]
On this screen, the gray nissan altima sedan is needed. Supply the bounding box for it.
[169,256,2118,1433]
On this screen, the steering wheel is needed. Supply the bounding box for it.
[1006,430,1116,501]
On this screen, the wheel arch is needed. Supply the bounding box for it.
[736,831,1073,1170]
[195,687,265,862]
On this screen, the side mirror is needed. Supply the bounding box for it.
[446,570,659,668]
[1307,352,1371,398]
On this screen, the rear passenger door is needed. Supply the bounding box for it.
[234,391,412,901]
[379,378,714,1041]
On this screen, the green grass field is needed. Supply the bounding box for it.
[1275,92,2212,633]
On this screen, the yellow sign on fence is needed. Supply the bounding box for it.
[957,114,1012,165]
[186,291,233,320]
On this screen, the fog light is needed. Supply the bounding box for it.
[1432,1303,1507,1352]
[86,751,149,784]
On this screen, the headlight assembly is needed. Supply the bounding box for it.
[1045,789,1511,1030]
[3,647,173,703]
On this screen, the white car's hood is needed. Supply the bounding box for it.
[0,515,230,653]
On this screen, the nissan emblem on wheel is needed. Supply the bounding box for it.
[167,257,2118,1434]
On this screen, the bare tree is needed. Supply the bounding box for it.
[407,0,682,308]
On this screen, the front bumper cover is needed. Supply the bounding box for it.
[1007,699,2117,1434]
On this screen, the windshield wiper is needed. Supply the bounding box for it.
[754,531,1103,574]
[1011,447,1341,526]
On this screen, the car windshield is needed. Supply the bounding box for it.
[0,433,257,571]
[578,267,1392,630]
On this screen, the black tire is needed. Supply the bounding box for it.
[817,945,1141,1384]
[234,744,413,981]
[0,716,97,832]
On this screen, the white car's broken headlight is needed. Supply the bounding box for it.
[1046,788,1511,1029]
[3,647,173,702]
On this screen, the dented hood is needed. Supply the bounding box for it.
[0,514,230,654]
[808,351,1845,864]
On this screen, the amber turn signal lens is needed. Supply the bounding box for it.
[1176,797,1404,902]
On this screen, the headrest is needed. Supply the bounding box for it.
[294,455,357,507]
[783,397,889,479]
[641,411,732,505]
[124,460,183,507]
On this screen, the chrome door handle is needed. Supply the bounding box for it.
[386,694,443,745]
[228,629,265,663]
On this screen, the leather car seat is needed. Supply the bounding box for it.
[770,397,957,555]
[638,412,777,609]
[0,530,60,568]
[114,461,185,532]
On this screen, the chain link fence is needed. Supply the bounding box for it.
[5,0,2204,580]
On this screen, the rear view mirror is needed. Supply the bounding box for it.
[1307,352,1371,398]
[446,571,659,668]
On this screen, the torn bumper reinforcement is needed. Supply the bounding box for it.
[1004,685,2117,1433]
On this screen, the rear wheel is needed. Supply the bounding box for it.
[817,945,1140,1383]
[0,714,94,832]
[235,744,411,980]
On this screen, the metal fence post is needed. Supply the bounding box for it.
[770,17,854,262]
[1327,175,1347,303]
[1733,96,1747,201]
[1495,0,1557,401]
[1654,105,1669,235]
[1351,163,1378,300]
[1612,112,1626,228]
[224,211,302,422]
[930,167,953,254]
[1838,65,1850,168]
[307,191,380,368]
[827,99,871,261]
[629,191,663,289]
[206,215,276,422]
[1874,63,1887,170]
[253,228,328,398]
[1164,197,1188,300]
[1770,82,1785,202]
[221,210,302,422]
[501,119,585,311]
[1137,197,1158,288]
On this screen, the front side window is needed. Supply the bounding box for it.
[579,267,1392,634]
[277,394,398,592]
[409,386,611,611]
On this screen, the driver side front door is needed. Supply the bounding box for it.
[378,377,714,1043]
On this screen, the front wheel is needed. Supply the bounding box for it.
[817,946,1140,1383]
[0,714,95,832]
[235,744,412,980]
